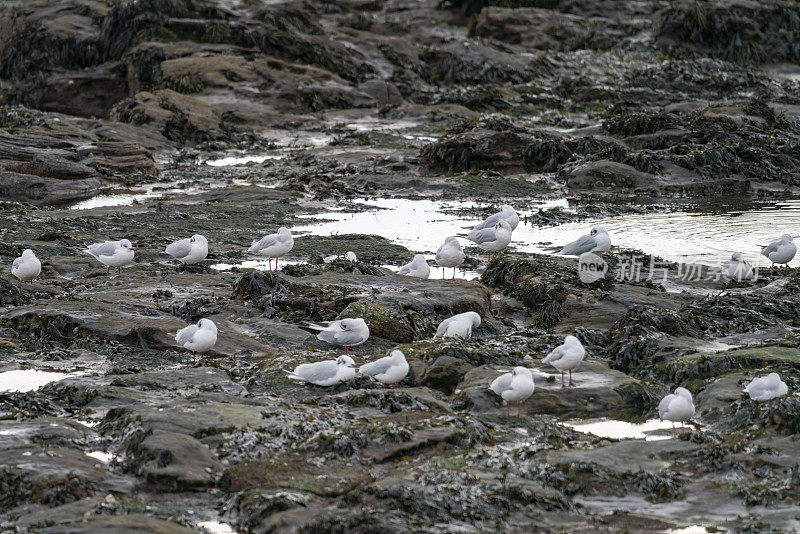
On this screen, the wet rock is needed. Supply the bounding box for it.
[412,355,474,395]
[421,131,533,172]
[39,514,196,533]
[0,171,101,205]
[131,430,222,491]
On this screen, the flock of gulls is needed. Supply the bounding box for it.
[8,203,795,430]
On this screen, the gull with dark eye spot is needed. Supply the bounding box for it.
[86,239,135,275]
[165,234,208,264]
[11,249,41,283]
[558,227,611,256]
[304,318,369,355]
[285,355,357,386]
[489,366,535,417]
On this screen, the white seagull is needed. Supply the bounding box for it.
[542,335,585,388]
[436,237,466,279]
[398,254,430,279]
[658,387,695,434]
[345,251,357,262]
[470,204,519,232]
[165,234,208,264]
[435,311,482,339]
[489,366,535,416]
[307,318,370,354]
[285,355,357,386]
[174,318,218,360]
[760,234,797,269]
[11,249,41,283]
[248,227,294,271]
[744,373,788,401]
[558,227,611,256]
[86,239,135,275]
[359,349,409,388]
[722,252,753,281]
[468,220,513,261]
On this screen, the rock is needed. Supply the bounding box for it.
[39,514,196,533]
[131,430,223,491]
[358,79,404,106]
[421,131,533,172]
[412,355,473,395]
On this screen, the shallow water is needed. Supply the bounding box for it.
[0,369,78,393]
[197,520,239,534]
[294,198,800,269]
[561,418,677,441]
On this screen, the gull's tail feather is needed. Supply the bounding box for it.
[284,369,304,381]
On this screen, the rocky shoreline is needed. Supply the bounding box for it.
[2,0,800,532]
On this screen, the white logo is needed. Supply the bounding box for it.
[577,252,607,283]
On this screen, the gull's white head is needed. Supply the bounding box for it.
[337,355,356,367]
[191,234,208,245]
[511,366,531,378]
[119,239,134,251]
[278,227,291,235]
[675,387,693,400]
[495,221,512,232]
[22,249,35,257]
[198,318,217,333]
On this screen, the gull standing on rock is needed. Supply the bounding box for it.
[470,204,519,232]
[468,221,513,261]
[542,335,585,388]
[307,318,370,354]
[359,349,409,388]
[435,311,481,339]
[165,234,208,265]
[489,366,535,416]
[398,254,430,279]
[248,227,294,271]
[658,387,695,435]
[285,355,357,386]
[11,249,41,283]
[436,237,466,279]
[558,227,611,256]
[744,373,788,401]
[760,234,797,269]
[86,239,135,275]
[722,252,753,281]
[175,318,217,360]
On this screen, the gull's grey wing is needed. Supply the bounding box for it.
[490,373,513,394]
[166,238,193,259]
[657,394,673,418]
[542,346,566,365]
[468,227,497,245]
[559,234,597,256]
[398,264,412,275]
[250,234,279,252]
[88,241,117,257]
[298,360,339,382]
[332,328,366,346]
[360,357,394,377]
[761,241,779,256]
[435,317,455,337]
[11,257,21,269]
[175,324,198,344]
[472,212,501,232]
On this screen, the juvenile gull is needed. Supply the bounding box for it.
[558,227,611,256]
[248,227,294,271]
[435,311,481,339]
[469,204,519,233]
[398,254,430,279]
[744,373,788,401]
[165,234,208,264]
[285,355,357,386]
[760,234,797,268]
[658,387,695,434]
[307,318,369,354]
[11,249,41,283]
[468,221,513,261]
[542,335,585,388]
[359,349,409,388]
[86,239,135,275]
[489,366,535,416]
[722,252,753,281]
[436,237,466,279]
[175,318,218,360]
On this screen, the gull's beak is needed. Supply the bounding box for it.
[348,364,357,368]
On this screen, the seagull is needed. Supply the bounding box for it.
[359,349,409,388]
[436,237,466,279]
[722,252,753,281]
[760,234,797,269]
[345,251,357,262]
[285,355,357,386]
[467,221,513,261]
[489,366,535,416]
[307,318,369,354]
[470,205,519,232]
[248,227,294,271]
[86,239,135,275]
[744,373,788,401]
[435,311,482,339]
[11,249,41,283]
[174,318,217,360]
[658,387,695,434]
[165,234,208,265]
[542,335,585,388]
[398,254,430,279]
[558,227,611,256]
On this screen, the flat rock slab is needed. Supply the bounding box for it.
[457,360,654,419]
[39,514,195,534]
[545,439,700,475]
